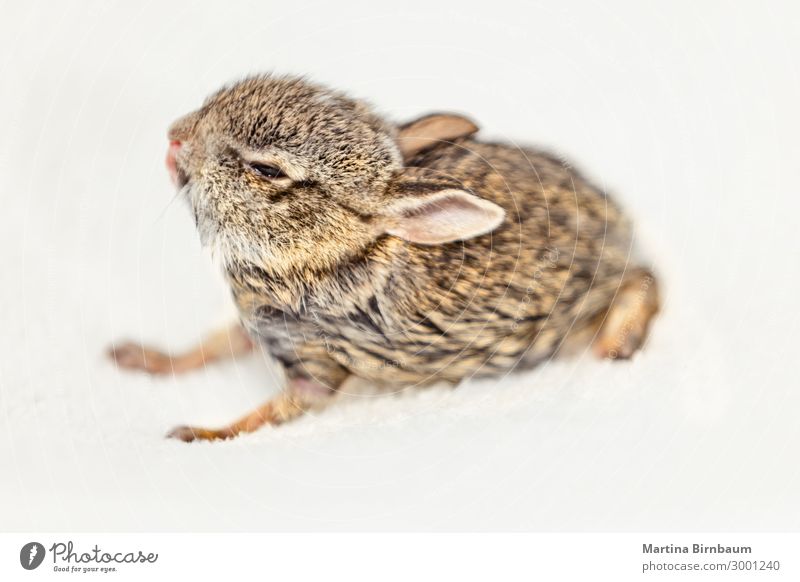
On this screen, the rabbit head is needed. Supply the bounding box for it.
[167,75,504,275]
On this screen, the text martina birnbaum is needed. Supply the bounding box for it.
[643,544,752,555]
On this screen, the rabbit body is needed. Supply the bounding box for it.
[112,75,659,440]
[227,137,637,390]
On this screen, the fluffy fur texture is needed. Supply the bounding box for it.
[170,74,659,392]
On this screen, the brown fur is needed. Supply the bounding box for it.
[111,74,660,440]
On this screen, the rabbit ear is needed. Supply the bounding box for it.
[379,179,504,245]
[397,113,479,161]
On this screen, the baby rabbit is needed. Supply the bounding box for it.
[110,75,660,442]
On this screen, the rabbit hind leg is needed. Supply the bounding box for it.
[593,270,660,360]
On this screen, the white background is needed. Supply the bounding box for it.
[0,0,798,531]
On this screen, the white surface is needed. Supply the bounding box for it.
[0,0,798,531]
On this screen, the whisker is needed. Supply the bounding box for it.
[152,183,190,226]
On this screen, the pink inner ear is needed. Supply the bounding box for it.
[402,195,479,219]
[387,190,505,245]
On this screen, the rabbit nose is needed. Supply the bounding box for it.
[166,140,182,187]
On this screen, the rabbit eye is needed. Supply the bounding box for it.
[250,163,286,179]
